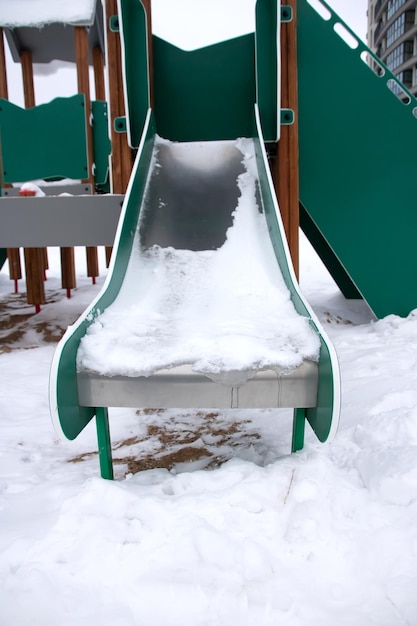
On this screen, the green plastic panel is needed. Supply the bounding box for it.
[118,0,281,142]
[52,111,156,440]
[298,0,417,318]
[117,0,150,148]
[0,248,6,271]
[92,100,111,189]
[300,204,362,299]
[255,0,279,141]
[254,116,339,444]
[152,34,256,142]
[0,95,88,183]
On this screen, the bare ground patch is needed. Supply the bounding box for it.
[0,289,81,351]
[68,409,263,476]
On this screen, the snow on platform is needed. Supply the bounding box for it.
[0,0,97,27]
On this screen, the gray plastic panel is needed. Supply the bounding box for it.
[0,194,123,247]
[77,361,319,409]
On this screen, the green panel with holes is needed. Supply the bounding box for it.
[298,0,417,318]
[0,95,89,182]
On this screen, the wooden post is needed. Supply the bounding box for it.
[0,28,7,99]
[270,0,299,278]
[105,0,133,195]
[21,46,49,292]
[0,28,22,290]
[60,247,76,298]
[93,45,113,267]
[21,48,49,280]
[74,25,99,283]
[20,49,45,309]
[93,45,105,100]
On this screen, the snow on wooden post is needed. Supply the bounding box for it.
[105,0,132,195]
[20,49,46,310]
[271,0,299,278]
[0,28,22,290]
[74,25,99,284]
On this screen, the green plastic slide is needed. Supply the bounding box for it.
[49,108,340,478]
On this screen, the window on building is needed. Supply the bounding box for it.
[387,14,405,47]
[388,70,412,100]
[386,40,413,70]
[386,12,415,47]
[397,68,413,87]
[374,0,384,20]
[387,0,407,20]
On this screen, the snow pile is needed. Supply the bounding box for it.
[19,182,46,197]
[0,0,97,27]
[77,140,320,382]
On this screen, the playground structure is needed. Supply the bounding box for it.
[0,0,130,309]
[49,0,342,480]
[1,0,416,478]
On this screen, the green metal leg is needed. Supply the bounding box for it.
[291,408,306,453]
[95,407,114,480]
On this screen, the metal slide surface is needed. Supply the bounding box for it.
[49,109,340,448]
[298,0,417,318]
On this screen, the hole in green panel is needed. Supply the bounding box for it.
[306,0,331,20]
[333,22,359,49]
[387,78,411,105]
[360,51,385,78]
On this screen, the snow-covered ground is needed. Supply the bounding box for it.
[1,231,417,625]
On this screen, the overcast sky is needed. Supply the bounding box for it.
[327,0,367,40]
[4,0,368,104]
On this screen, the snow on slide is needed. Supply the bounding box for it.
[77,138,320,385]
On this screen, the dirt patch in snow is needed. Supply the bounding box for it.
[0,289,79,352]
[68,410,263,475]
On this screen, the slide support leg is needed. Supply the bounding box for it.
[292,408,306,453]
[96,407,114,480]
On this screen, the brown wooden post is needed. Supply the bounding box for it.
[20,49,45,309]
[270,0,299,278]
[93,44,113,267]
[0,28,7,99]
[74,25,99,283]
[60,246,76,298]
[21,49,49,278]
[105,0,133,195]
[93,45,106,100]
[0,28,22,290]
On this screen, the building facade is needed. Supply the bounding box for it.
[368,0,417,96]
